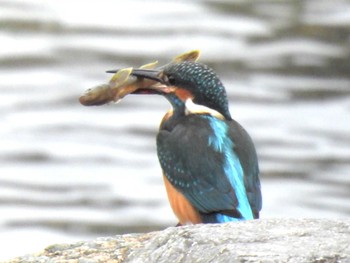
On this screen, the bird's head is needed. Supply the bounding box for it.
[110,61,232,120]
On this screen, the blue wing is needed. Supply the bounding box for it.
[228,118,262,219]
[157,114,261,223]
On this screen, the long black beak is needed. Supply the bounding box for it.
[106,68,164,83]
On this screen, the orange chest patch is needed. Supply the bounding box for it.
[163,175,202,225]
[160,110,173,126]
[174,88,193,101]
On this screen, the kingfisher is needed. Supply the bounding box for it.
[104,52,262,225]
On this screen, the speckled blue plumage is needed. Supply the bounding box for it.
[157,61,261,223]
[158,114,260,223]
[164,62,232,120]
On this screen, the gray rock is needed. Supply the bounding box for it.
[6,219,350,263]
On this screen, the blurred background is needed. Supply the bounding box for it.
[0,0,349,260]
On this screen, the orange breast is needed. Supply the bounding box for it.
[163,174,202,225]
[160,110,173,127]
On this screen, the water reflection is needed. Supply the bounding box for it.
[0,0,349,260]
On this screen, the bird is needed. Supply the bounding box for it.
[107,56,262,225]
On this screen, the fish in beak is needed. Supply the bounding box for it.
[79,50,200,106]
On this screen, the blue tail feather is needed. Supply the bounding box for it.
[201,213,244,223]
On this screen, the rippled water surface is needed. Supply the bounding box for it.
[1,0,350,260]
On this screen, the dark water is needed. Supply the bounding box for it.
[0,0,349,260]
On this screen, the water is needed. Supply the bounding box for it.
[1,0,350,260]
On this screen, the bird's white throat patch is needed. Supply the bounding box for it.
[184,99,225,120]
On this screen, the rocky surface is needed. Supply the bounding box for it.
[6,219,350,263]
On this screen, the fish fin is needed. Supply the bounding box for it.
[173,50,201,63]
[109,67,133,87]
[140,61,158,69]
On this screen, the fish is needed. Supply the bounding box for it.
[79,67,133,106]
[79,50,201,106]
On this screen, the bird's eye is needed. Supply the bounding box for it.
[166,75,176,85]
